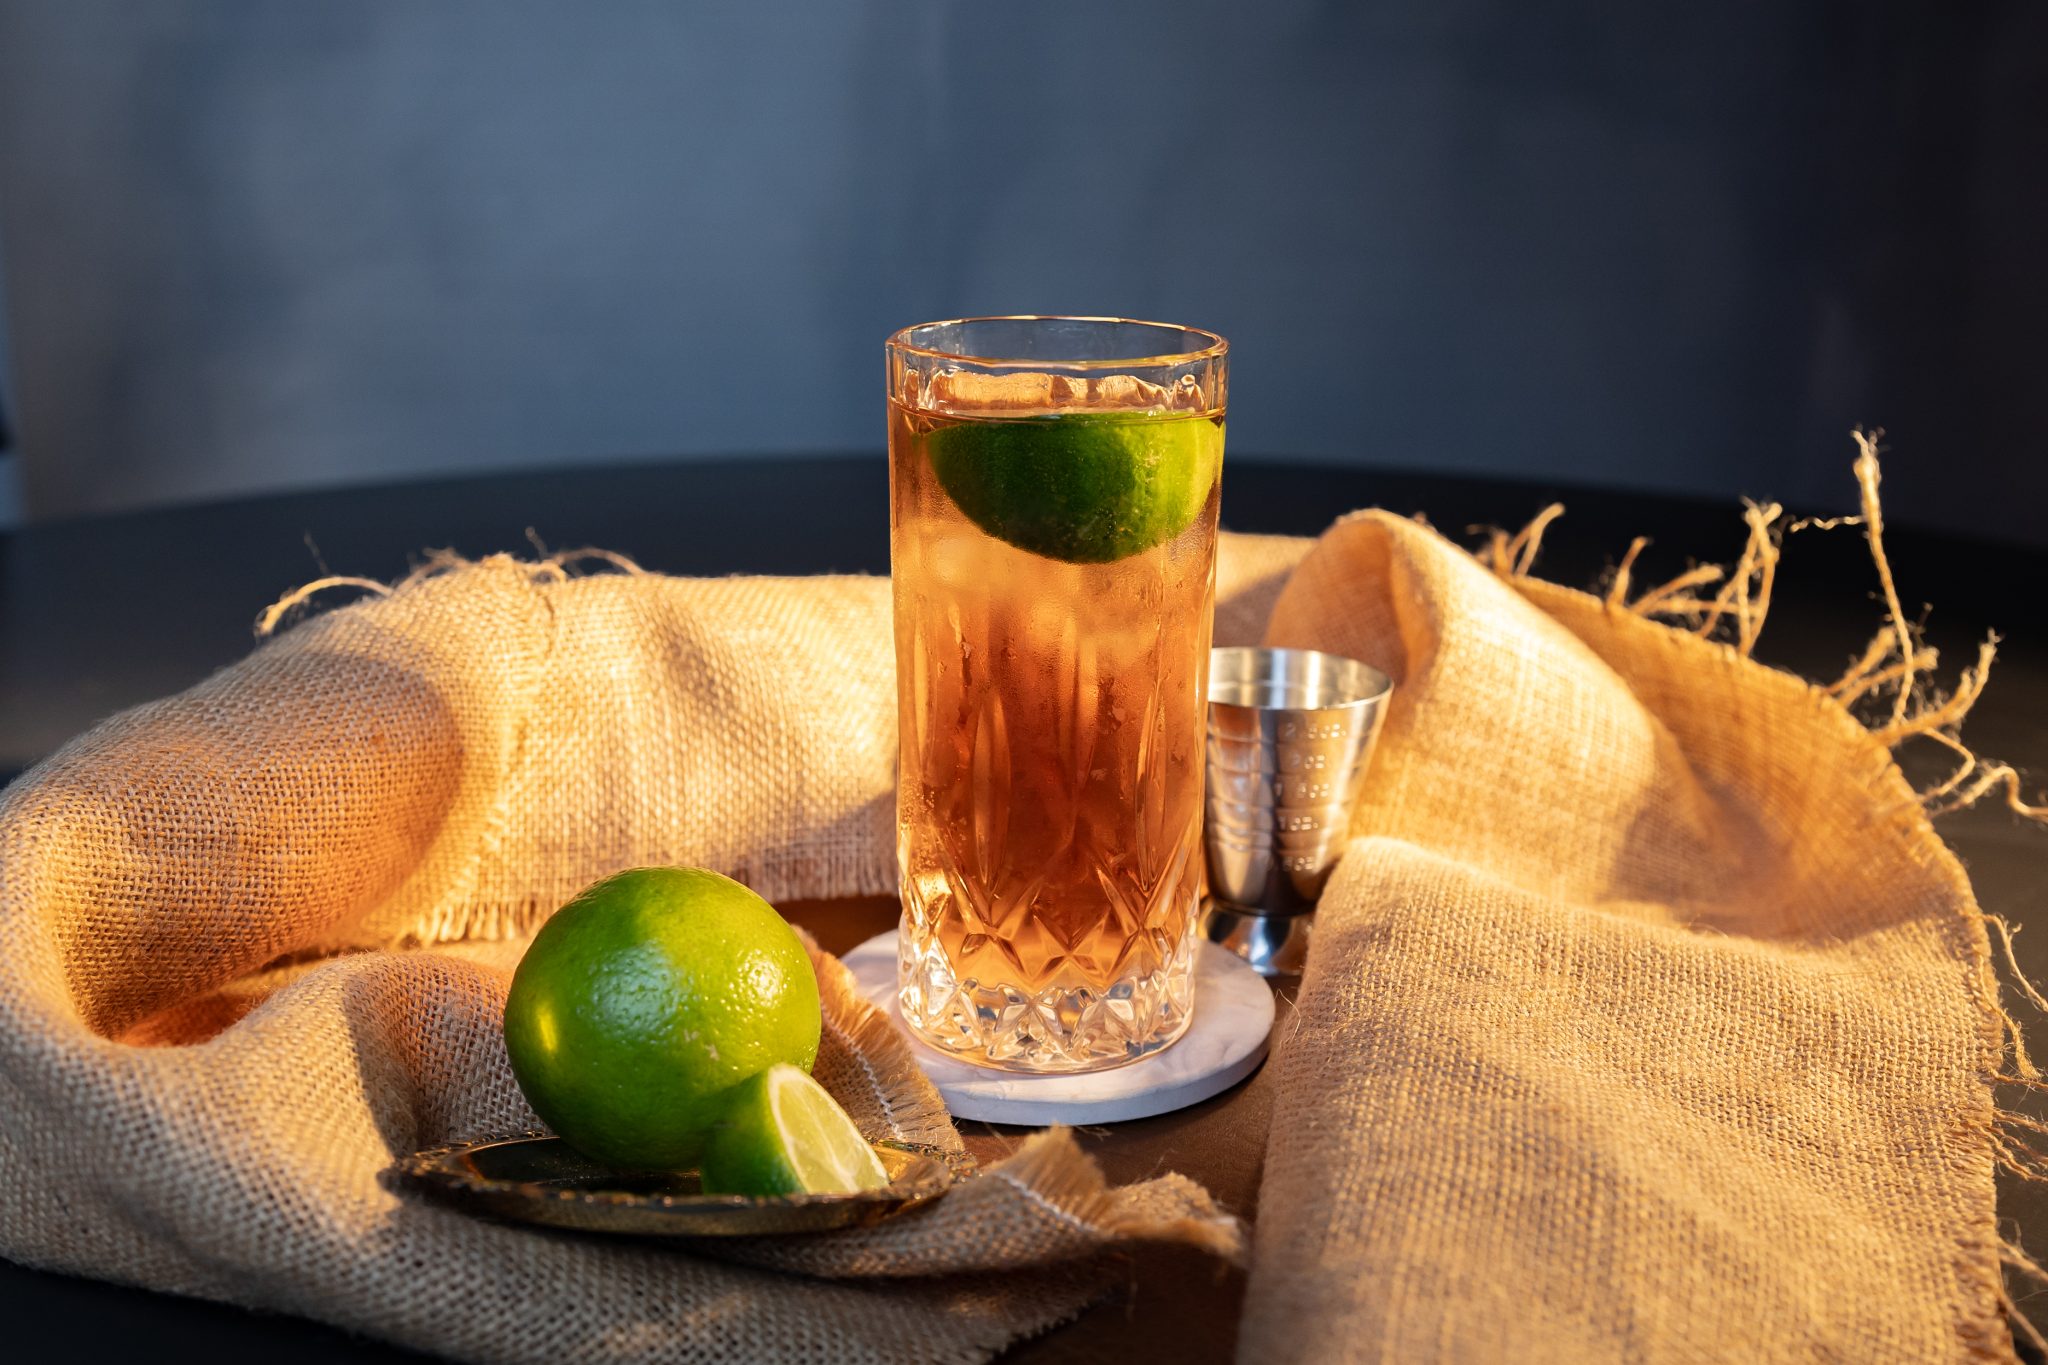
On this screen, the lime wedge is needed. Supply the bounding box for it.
[925,412,1223,564]
[698,1064,890,1196]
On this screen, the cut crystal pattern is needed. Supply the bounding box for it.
[898,894,1200,1072]
[890,398,1218,1073]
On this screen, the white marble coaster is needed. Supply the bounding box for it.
[845,931,1276,1125]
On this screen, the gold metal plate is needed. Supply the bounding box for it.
[391,1133,970,1237]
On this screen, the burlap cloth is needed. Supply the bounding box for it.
[0,468,2029,1361]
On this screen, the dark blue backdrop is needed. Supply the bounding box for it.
[0,2,2040,541]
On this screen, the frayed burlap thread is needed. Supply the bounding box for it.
[1239,492,2024,1362]
[0,482,2025,1362]
[0,551,1269,1365]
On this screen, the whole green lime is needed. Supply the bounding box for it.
[502,866,821,1171]
[926,412,1223,564]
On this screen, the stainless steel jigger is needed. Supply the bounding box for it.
[1202,647,1393,976]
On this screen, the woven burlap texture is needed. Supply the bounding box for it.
[0,505,2019,1362]
[0,555,1255,1365]
[1240,508,2017,1362]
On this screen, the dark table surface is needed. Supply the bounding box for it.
[3,454,2045,1362]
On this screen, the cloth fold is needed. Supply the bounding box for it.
[1243,511,2014,1362]
[0,511,2020,1362]
[0,552,1255,1365]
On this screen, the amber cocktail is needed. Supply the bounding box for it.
[886,317,1227,1072]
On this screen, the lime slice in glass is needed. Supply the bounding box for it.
[698,1064,890,1197]
[925,412,1223,564]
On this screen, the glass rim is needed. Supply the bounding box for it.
[1206,646,1393,712]
[885,315,1228,370]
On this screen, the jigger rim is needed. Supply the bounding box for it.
[1207,647,1393,713]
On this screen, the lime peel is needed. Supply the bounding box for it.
[700,1064,890,1197]
[925,412,1223,564]
[502,867,821,1172]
